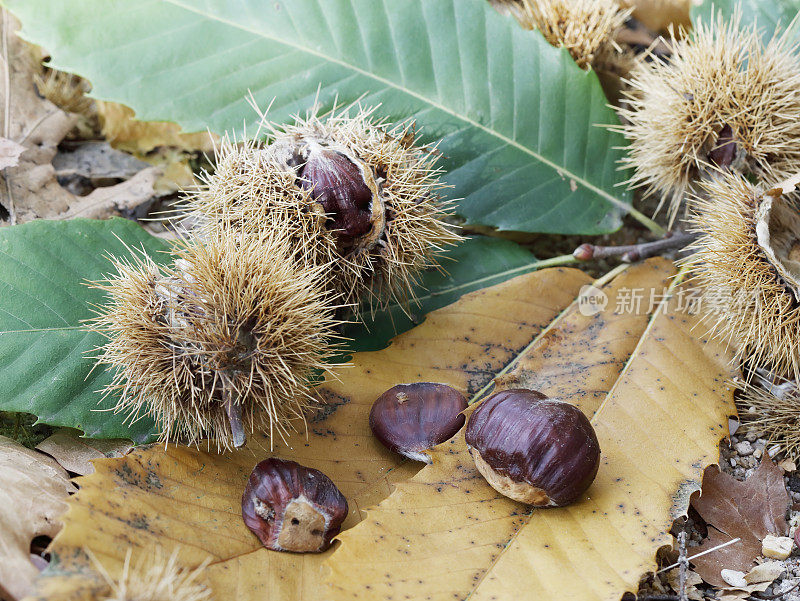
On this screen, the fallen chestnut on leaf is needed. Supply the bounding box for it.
[369,382,468,463]
[241,458,348,553]
[465,389,600,507]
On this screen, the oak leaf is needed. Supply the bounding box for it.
[689,458,789,587]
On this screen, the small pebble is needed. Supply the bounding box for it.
[754,448,763,459]
[736,441,754,456]
[721,569,748,588]
[762,535,794,560]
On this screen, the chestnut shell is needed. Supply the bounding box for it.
[241,458,348,553]
[465,389,600,507]
[369,382,468,462]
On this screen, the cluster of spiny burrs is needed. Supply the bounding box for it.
[95,100,460,450]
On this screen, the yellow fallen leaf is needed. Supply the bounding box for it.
[326,258,735,600]
[25,266,591,600]
[97,102,215,154]
[0,436,75,601]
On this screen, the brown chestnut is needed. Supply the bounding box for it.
[299,143,374,247]
[465,389,600,507]
[369,382,468,463]
[241,458,348,553]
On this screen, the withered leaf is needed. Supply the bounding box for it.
[0,436,75,600]
[690,457,789,587]
[36,429,133,476]
[0,14,158,223]
[0,137,25,170]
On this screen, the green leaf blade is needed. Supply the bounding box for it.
[0,219,170,443]
[7,0,632,235]
[692,0,800,41]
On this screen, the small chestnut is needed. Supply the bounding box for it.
[241,458,348,553]
[465,389,600,507]
[369,382,468,463]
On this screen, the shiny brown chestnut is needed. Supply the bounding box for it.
[465,389,600,507]
[241,458,348,553]
[299,144,375,247]
[369,382,468,463]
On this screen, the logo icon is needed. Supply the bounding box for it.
[578,285,608,316]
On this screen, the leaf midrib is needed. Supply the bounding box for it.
[462,267,683,600]
[162,0,630,213]
[587,270,683,425]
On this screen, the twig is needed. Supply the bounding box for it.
[677,531,689,601]
[657,537,741,573]
[574,231,697,263]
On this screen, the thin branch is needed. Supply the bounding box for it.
[574,231,697,263]
[677,531,688,601]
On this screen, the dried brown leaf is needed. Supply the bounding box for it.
[0,436,75,601]
[0,137,25,169]
[0,14,158,223]
[36,429,133,476]
[97,102,215,155]
[56,166,161,220]
[690,458,789,587]
[52,141,149,180]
